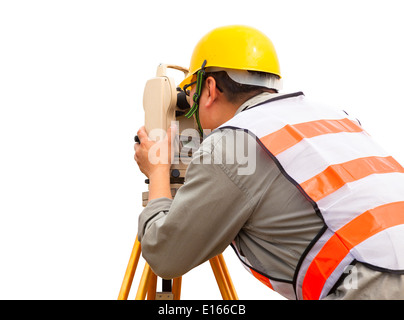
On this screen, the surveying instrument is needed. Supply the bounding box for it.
[118,64,238,300]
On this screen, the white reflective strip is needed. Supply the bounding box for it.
[352,224,404,270]
[270,280,296,300]
[317,172,404,231]
[319,253,355,299]
[295,228,334,300]
[295,228,356,300]
[276,131,390,184]
[258,97,349,126]
[223,96,348,139]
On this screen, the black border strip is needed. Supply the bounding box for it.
[241,91,305,112]
[360,261,404,274]
[229,243,293,285]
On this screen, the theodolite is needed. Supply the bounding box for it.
[118,64,237,300]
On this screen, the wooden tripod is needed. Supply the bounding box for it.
[118,235,238,300]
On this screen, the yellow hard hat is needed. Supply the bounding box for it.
[180,25,281,89]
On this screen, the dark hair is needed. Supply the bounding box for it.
[204,71,279,103]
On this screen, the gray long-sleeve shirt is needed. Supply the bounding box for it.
[137,92,404,299]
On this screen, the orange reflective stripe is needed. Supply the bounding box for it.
[301,156,404,202]
[302,201,404,300]
[260,118,363,156]
[250,269,274,290]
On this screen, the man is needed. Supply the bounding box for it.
[134,25,404,300]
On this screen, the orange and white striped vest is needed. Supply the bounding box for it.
[220,92,404,300]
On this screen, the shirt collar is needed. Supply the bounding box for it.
[234,92,285,116]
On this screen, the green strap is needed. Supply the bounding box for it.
[185,68,205,118]
[185,60,207,137]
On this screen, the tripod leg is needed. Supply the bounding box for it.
[135,263,154,300]
[147,272,157,300]
[209,255,232,300]
[217,254,238,300]
[118,235,142,300]
[172,277,182,300]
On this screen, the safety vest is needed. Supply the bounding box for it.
[220,92,404,300]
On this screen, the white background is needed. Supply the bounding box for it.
[1,0,403,300]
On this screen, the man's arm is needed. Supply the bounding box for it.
[137,130,257,279]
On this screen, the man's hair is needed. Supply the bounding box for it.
[204,71,279,104]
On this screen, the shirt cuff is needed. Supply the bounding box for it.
[137,197,173,241]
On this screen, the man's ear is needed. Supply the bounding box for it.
[204,76,219,108]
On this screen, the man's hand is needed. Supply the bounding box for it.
[134,125,177,200]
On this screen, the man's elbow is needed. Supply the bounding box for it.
[142,248,190,280]
[149,264,185,280]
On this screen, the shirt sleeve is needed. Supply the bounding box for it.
[137,130,257,279]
